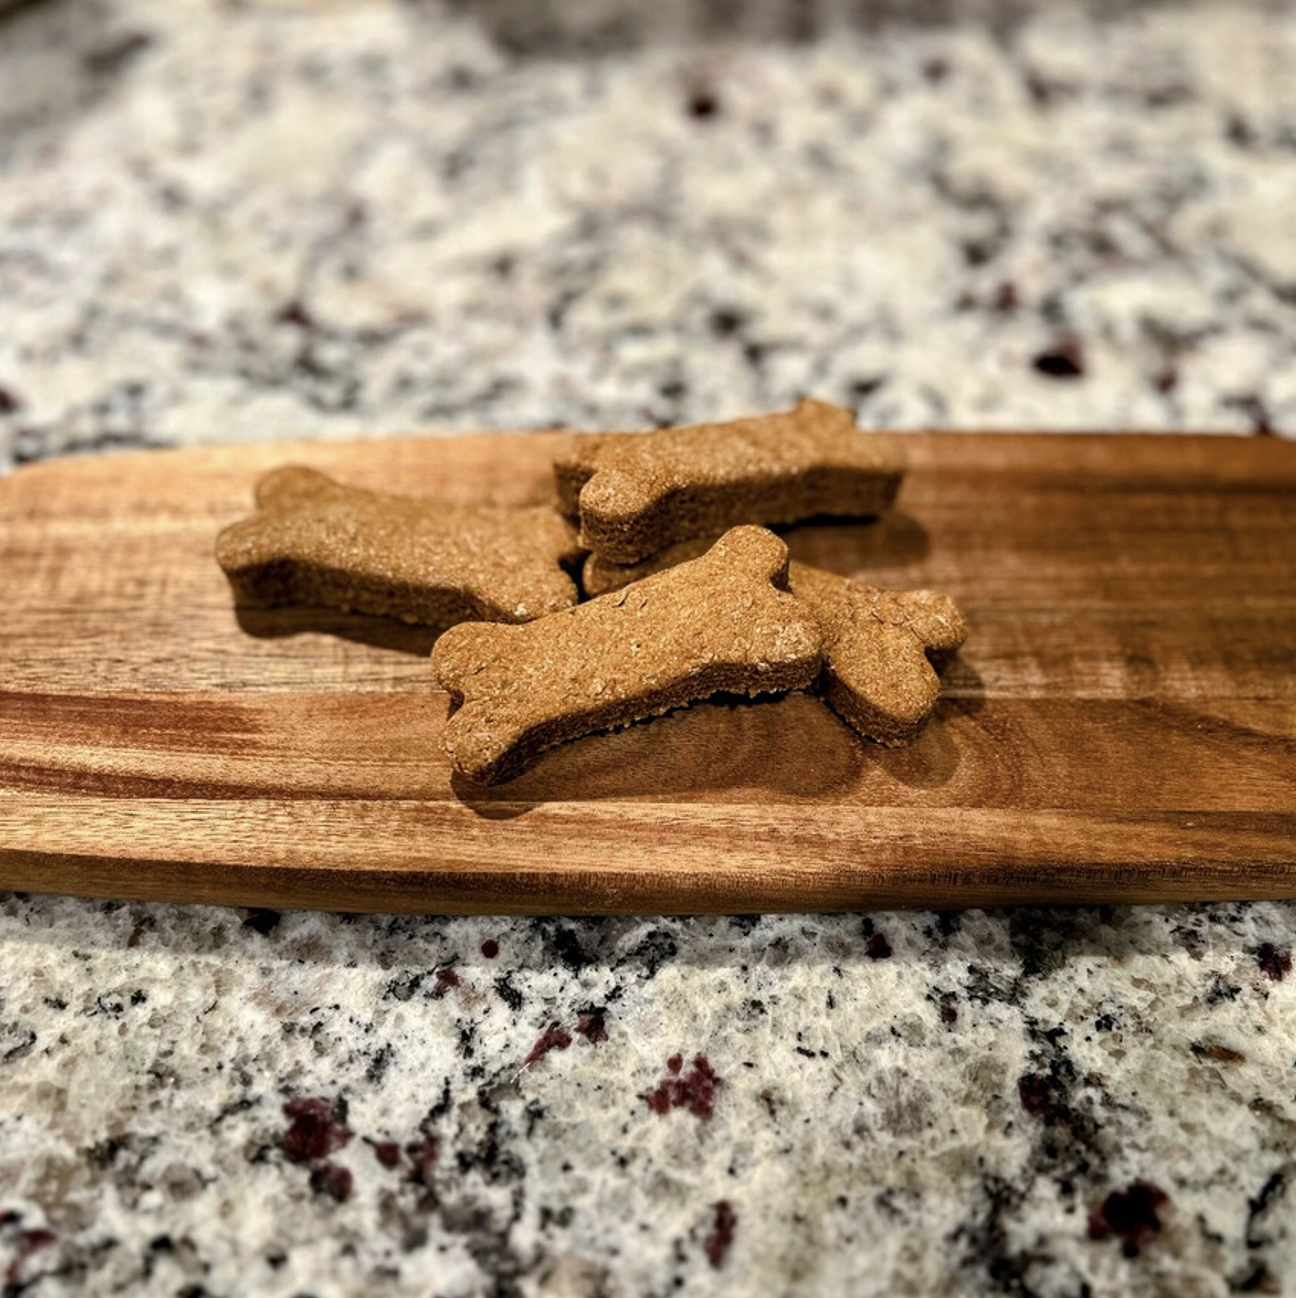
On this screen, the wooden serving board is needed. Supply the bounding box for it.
[2,432,1294,913]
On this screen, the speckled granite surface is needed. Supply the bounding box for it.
[2,1,1296,1295]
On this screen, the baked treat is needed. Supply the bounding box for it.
[432,527,823,784]
[789,564,965,746]
[580,547,965,746]
[553,398,905,563]
[581,535,718,597]
[217,466,582,629]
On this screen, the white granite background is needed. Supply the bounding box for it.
[2,0,1296,475]
[2,1,1296,1295]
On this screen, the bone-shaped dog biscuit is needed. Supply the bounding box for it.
[582,546,965,746]
[217,466,582,628]
[789,563,966,746]
[553,398,905,563]
[432,526,823,784]
[582,536,718,598]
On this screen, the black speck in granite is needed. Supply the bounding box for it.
[384,970,426,1002]
[241,908,281,936]
[685,88,721,120]
[82,30,154,77]
[625,927,679,979]
[1032,337,1087,380]
[546,925,595,973]
[493,974,524,1011]
[366,1043,395,1085]
[846,374,887,404]
[708,306,747,337]
[949,1174,1040,1294]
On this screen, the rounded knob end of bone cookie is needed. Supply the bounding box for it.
[712,525,790,576]
[579,467,656,521]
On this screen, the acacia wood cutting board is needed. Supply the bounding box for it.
[1,432,1294,913]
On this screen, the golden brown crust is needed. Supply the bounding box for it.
[432,527,823,784]
[552,399,905,563]
[576,545,965,746]
[789,564,966,746]
[216,466,582,629]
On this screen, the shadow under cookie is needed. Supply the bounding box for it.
[448,691,967,810]
[234,604,442,657]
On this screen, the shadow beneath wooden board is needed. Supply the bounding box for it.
[454,659,983,815]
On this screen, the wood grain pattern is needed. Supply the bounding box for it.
[1,431,1294,912]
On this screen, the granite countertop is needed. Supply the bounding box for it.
[2,1,1295,1294]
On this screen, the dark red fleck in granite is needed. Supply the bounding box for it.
[1258,943,1291,982]
[922,57,949,84]
[576,1010,608,1044]
[865,932,892,960]
[276,299,316,330]
[309,1162,353,1203]
[480,939,499,959]
[405,1137,438,1187]
[1154,367,1179,394]
[435,967,461,993]
[282,1098,352,1163]
[372,1141,402,1170]
[939,996,958,1026]
[704,1201,737,1269]
[0,387,23,415]
[645,1055,722,1119]
[526,1023,573,1066]
[242,909,281,935]
[1088,1180,1168,1257]
[1018,1072,1066,1123]
[1033,337,1086,379]
[6,1228,56,1284]
[991,281,1019,313]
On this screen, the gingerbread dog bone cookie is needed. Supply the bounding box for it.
[553,398,905,563]
[579,548,965,745]
[217,466,582,629]
[432,526,823,784]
